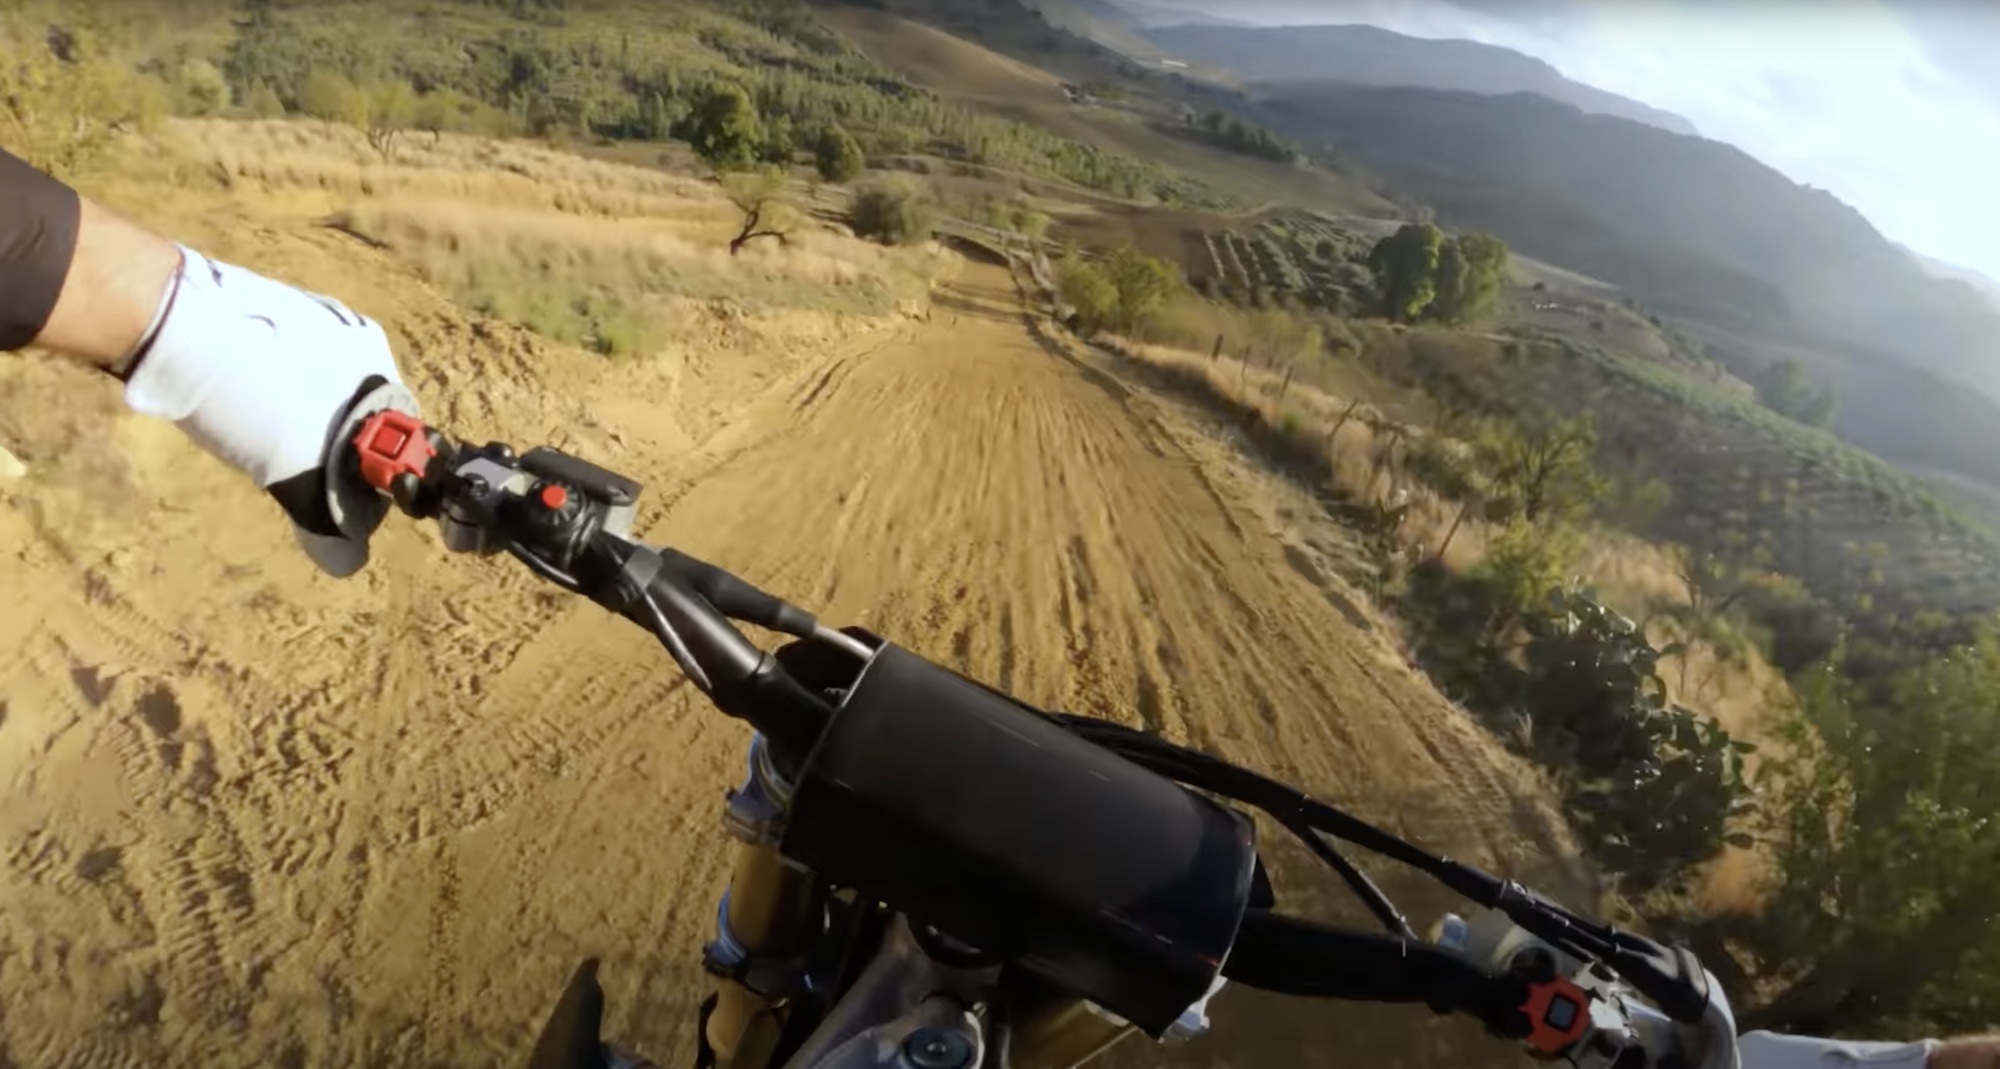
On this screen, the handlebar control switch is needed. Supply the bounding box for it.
[522,447,641,539]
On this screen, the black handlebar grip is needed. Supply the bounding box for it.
[1224,911,1530,1037]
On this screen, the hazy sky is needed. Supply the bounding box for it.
[1192,0,2000,281]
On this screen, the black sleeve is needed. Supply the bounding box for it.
[0,148,82,351]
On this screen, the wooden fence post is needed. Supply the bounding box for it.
[1211,333,1224,362]
[1325,399,1362,452]
[1276,364,1296,406]
[1436,497,1477,562]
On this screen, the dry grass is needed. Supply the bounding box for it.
[126,120,956,358]
[150,119,720,218]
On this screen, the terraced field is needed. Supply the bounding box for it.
[1364,325,2000,639]
[1190,214,1376,314]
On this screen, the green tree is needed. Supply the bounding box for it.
[1366,222,1443,322]
[1733,637,2000,1036]
[1478,416,1609,525]
[760,112,796,165]
[1429,232,1509,325]
[687,84,764,171]
[1102,244,1184,334]
[299,69,365,131]
[814,125,865,183]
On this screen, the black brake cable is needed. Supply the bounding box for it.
[507,541,585,593]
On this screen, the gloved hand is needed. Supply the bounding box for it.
[123,246,411,577]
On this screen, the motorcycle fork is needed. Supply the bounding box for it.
[705,843,822,1069]
[705,734,824,1069]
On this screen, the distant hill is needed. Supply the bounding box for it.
[1246,81,2000,492]
[1149,23,1701,137]
[1021,0,1168,59]
[1905,246,2000,312]
[1108,0,1257,27]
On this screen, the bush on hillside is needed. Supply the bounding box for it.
[1723,636,2000,1037]
[1402,560,1752,894]
[1753,358,1839,429]
[299,69,366,129]
[814,124,865,183]
[851,179,935,247]
[1059,245,1185,338]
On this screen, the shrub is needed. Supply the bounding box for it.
[245,82,286,119]
[1060,256,1120,336]
[1403,562,1751,894]
[175,59,231,117]
[299,69,365,129]
[1519,589,1752,889]
[814,124,865,183]
[851,179,935,247]
[1059,245,1185,338]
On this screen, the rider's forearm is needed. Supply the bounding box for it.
[0,147,181,370]
[1931,1035,2000,1069]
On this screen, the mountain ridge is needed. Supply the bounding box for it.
[1149,23,1701,137]
[1107,0,1257,27]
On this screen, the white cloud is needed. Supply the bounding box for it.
[1211,0,2000,281]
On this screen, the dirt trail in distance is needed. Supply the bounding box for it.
[0,256,1577,1069]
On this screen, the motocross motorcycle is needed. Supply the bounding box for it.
[329,384,1742,1069]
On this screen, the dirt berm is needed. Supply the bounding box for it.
[0,249,1579,1067]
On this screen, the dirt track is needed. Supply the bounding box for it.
[0,254,1579,1068]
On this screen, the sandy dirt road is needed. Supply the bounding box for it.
[0,252,1579,1068]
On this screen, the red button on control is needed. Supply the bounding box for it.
[539,484,569,510]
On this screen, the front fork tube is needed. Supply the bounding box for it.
[706,846,822,1069]
[705,736,823,1069]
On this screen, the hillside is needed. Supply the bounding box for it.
[1247,81,2000,495]
[1021,0,1171,60]
[815,3,1394,216]
[1151,24,1700,137]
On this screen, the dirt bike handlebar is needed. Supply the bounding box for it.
[346,409,1735,1069]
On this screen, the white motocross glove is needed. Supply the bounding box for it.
[1737,1032,1935,1069]
[123,246,410,577]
